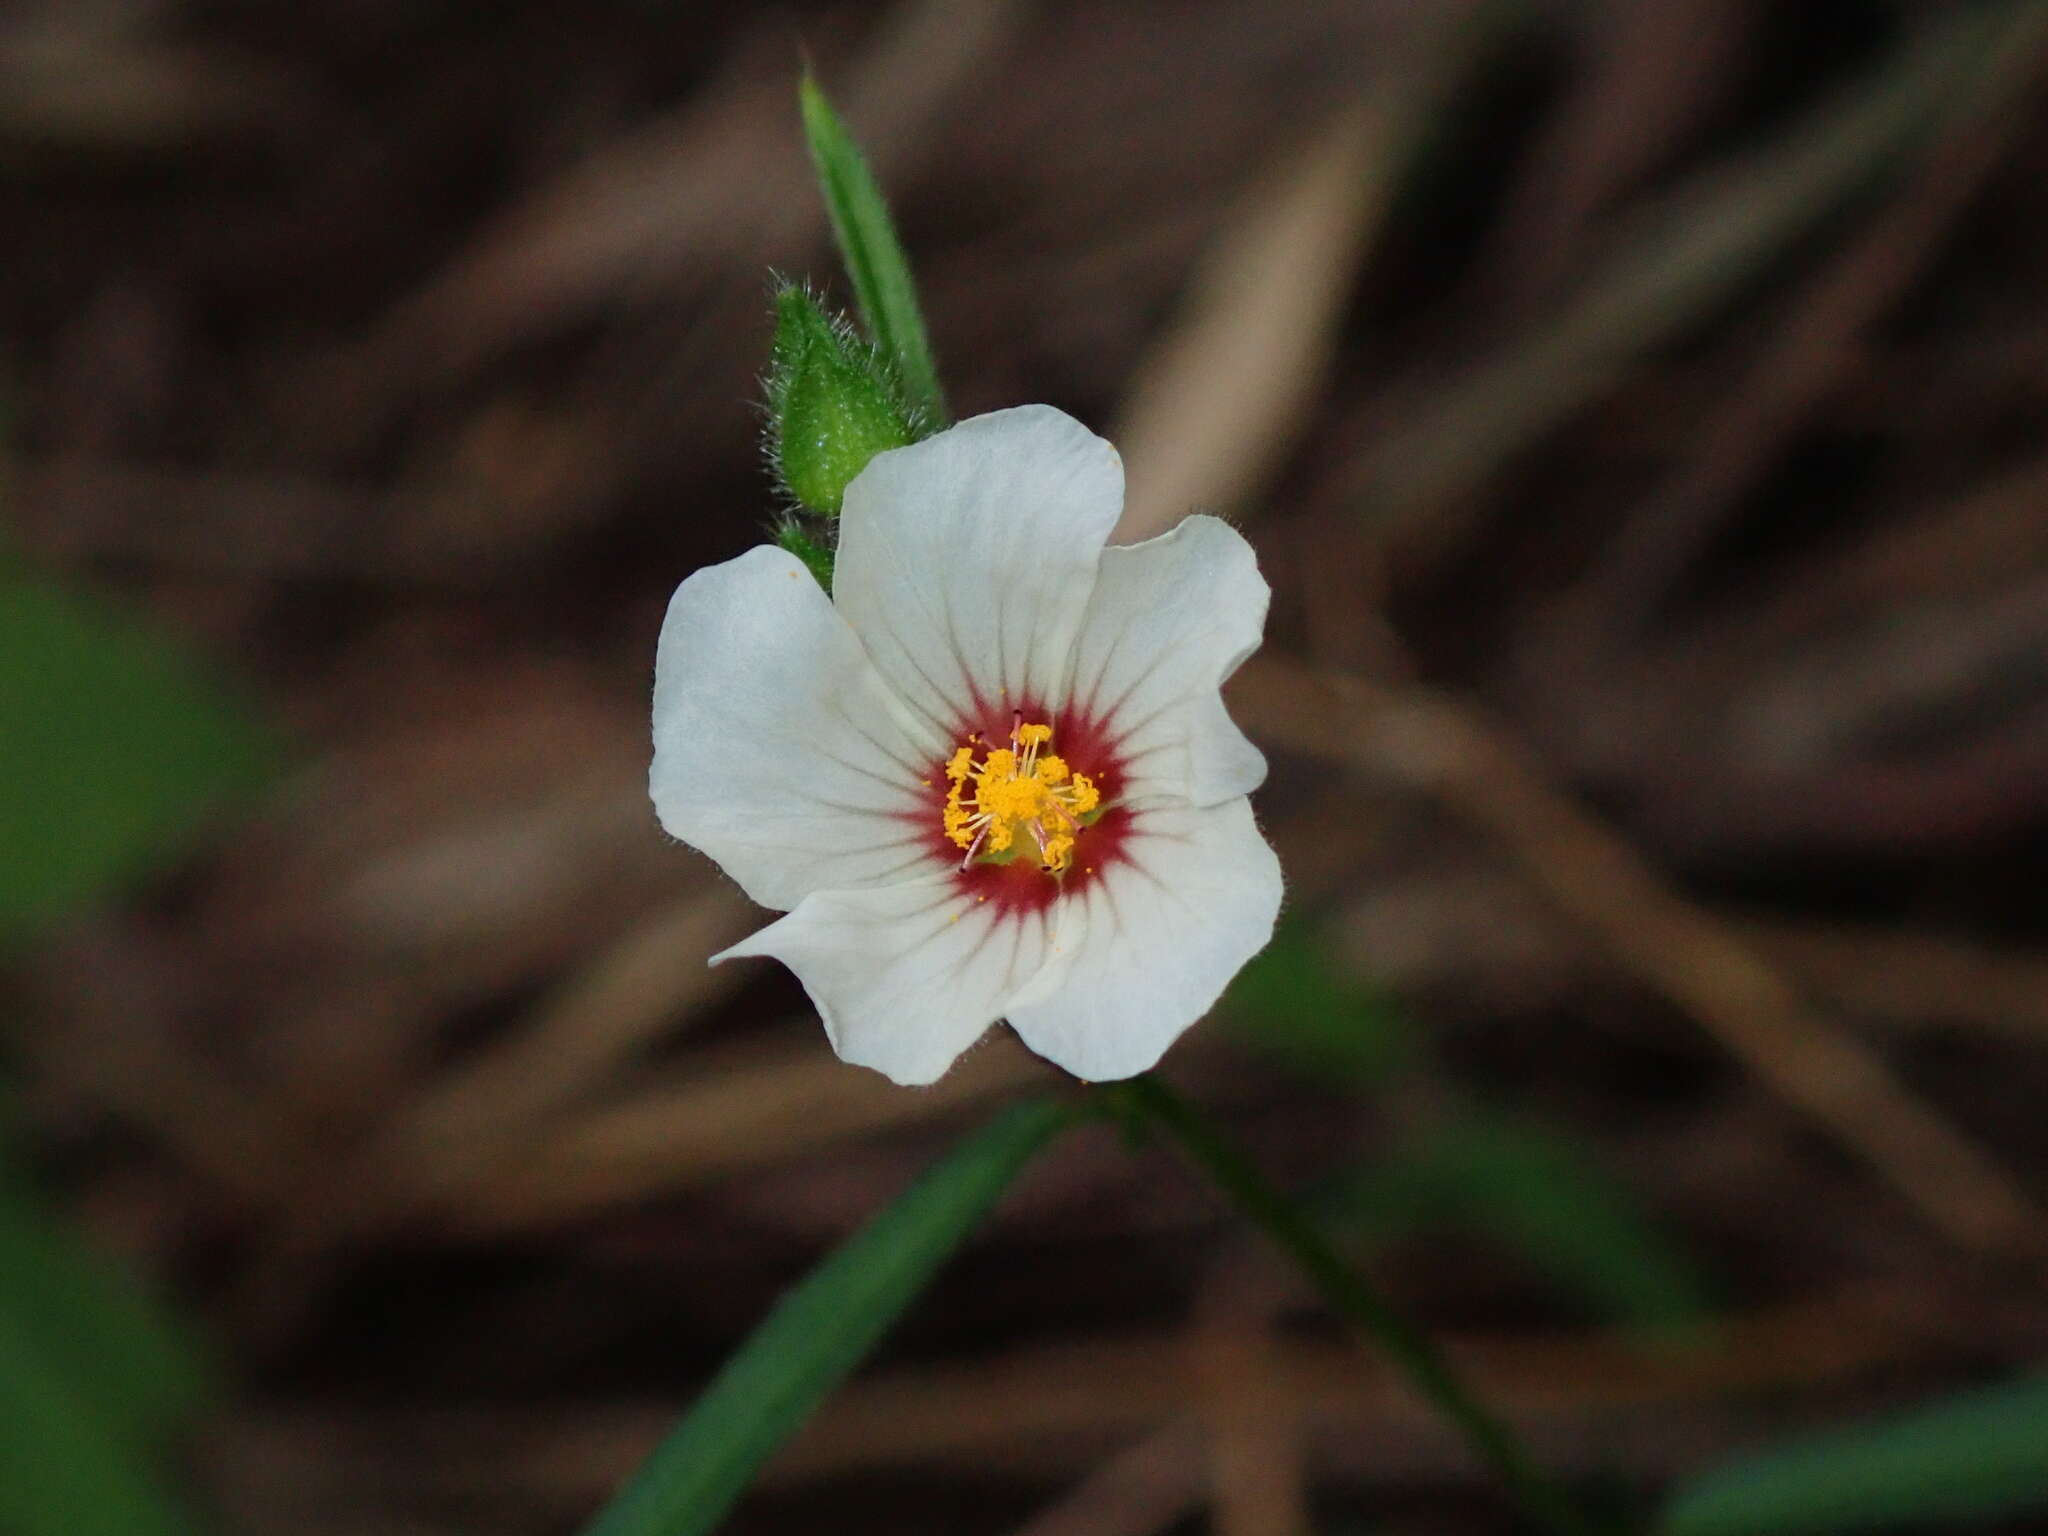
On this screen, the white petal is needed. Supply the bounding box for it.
[651,546,944,911]
[1066,515,1268,807]
[715,876,1057,1086]
[834,406,1124,733]
[1006,797,1282,1081]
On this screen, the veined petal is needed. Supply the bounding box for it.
[1006,797,1281,1081]
[834,406,1124,732]
[715,876,1057,1086]
[1066,515,1268,807]
[652,546,942,911]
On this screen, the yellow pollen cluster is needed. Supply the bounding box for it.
[943,721,1101,873]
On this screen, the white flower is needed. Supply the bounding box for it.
[651,405,1282,1085]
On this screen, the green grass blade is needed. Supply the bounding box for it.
[798,74,947,429]
[1663,1374,2048,1535]
[579,1097,1072,1536]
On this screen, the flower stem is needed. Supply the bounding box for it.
[1104,1074,1604,1536]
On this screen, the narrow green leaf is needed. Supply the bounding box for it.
[580,1098,1072,1536]
[1221,925,1408,1085]
[0,577,271,942]
[1663,1374,2048,1536]
[798,75,946,429]
[0,1305,202,1536]
[1329,1115,1711,1332]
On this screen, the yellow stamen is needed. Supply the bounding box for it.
[940,720,1105,874]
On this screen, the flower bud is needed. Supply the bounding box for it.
[767,284,912,515]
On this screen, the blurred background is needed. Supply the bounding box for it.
[4,1,2048,1532]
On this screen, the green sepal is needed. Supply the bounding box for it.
[766,283,912,516]
[773,519,836,594]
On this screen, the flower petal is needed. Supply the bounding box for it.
[715,875,1057,1086]
[834,405,1124,733]
[1006,797,1281,1081]
[652,546,942,911]
[1066,515,1268,807]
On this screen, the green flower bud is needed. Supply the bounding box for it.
[767,283,913,515]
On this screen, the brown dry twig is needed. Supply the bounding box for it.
[1231,653,2047,1259]
[359,887,762,1212]
[1741,921,2048,1047]
[1476,0,1746,317]
[1006,1428,1206,1536]
[1111,98,1385,544]
[1333,4,2033,563]
[1112,5,1513,546]
[335,0,1025,399]
[210,1285,1936,1513]
[458,1026,1051,1233]
[1540,4,2048,658]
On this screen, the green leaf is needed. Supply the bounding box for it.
[0,577,271,943]
[767,283,914,515]
[1329,1114,1710,1332]
[580,1097,1072,1536]
[0,1176,212,1441]
[1221,926,1407,1085]
[0,1305,203,1536]
[1663,1374,2048,1536]
[798,75,946,429]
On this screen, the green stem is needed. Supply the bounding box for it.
[1107,1074,1602,1536]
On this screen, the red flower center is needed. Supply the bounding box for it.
[913,695,1133,916]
